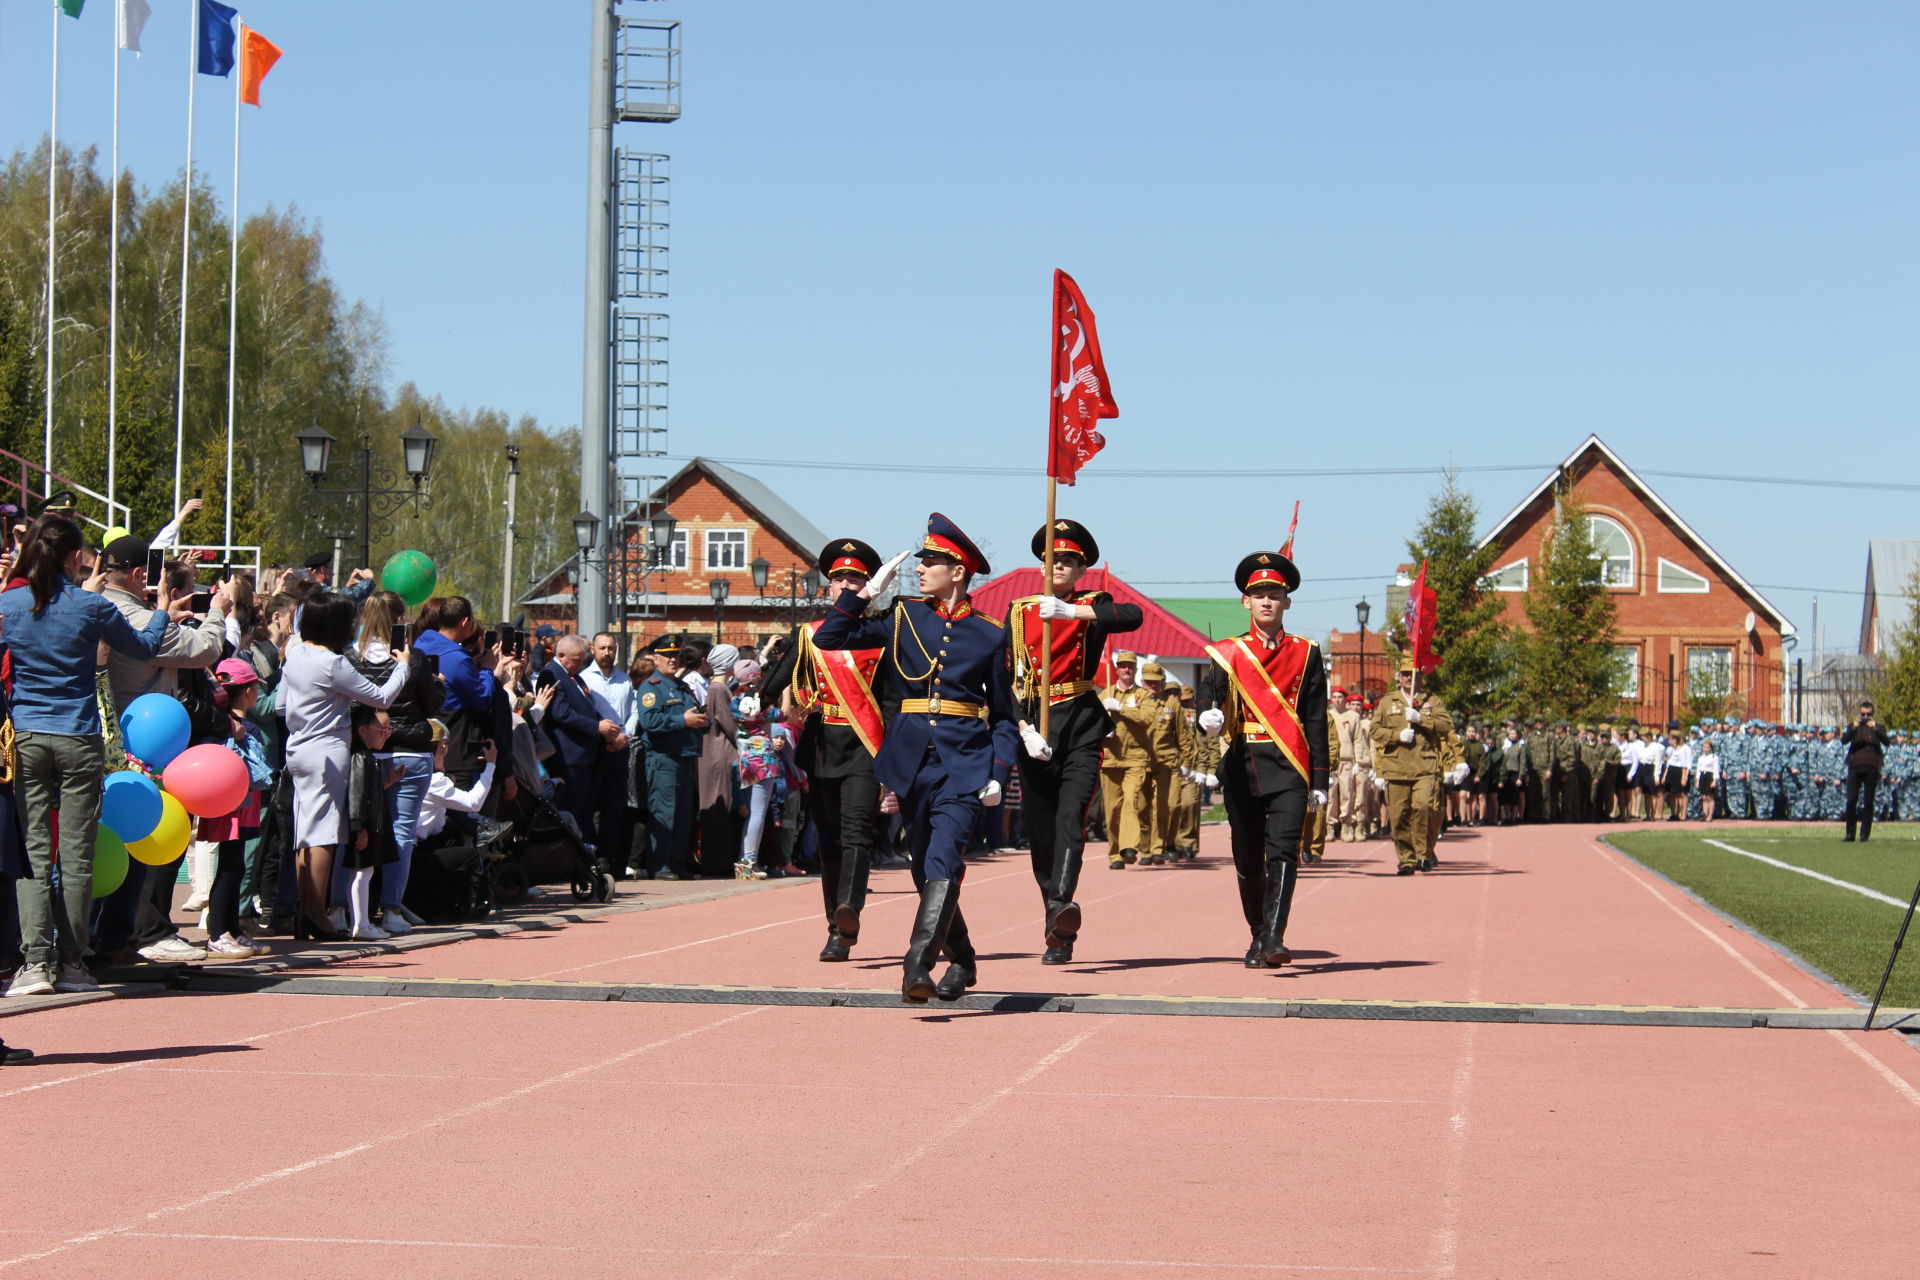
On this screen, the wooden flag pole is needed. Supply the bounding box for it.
[1039,476,1058,740]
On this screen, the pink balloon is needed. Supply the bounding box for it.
[161,743,251,818]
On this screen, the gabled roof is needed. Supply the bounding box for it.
[968,567,1214,659]
[1862,539,1920,655]
[1478,434,1796,639]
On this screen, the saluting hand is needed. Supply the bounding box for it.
[860,549,914,600]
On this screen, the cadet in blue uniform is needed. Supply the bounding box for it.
[814,513,1020,1004]
[635,636,709,881]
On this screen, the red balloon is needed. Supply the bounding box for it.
[161,744,251,818]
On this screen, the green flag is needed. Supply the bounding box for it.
[59,0,86,18]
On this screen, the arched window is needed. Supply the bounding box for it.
[1586,515,1634,589]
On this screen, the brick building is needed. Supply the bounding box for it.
[1479,436,1795,723]
[521,458,833,653]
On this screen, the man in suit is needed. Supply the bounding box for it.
[537,634,625,856]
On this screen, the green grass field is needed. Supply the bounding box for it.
[1608,825,1920,1011]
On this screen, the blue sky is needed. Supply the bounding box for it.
[3,1,1916,649]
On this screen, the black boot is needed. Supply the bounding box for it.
[1041,940,1075,965]
[1243,938,1264,968]
[935,912,977,1002]
[902,879,959,1004]
[818,928,850,962]
[832,902,861,945]
[1043,844,1084,947]
[1258,858,1298,967]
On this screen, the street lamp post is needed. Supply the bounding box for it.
[1356,598,1372,703]
[749,558,824,630]
[709,576,730,642]
[294,417,438,573]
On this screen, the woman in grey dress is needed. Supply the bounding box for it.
[281,594,410,939]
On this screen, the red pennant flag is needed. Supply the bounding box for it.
[239,27,282,106]
[1048,270,1118,486]
[1402,560,1441,673]
[1279,500,1300,559]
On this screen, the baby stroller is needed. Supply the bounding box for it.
[489,719,615,906]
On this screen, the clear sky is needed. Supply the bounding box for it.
[4,1,1916,650]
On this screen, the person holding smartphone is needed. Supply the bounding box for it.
[345,592,441,932]
[1842,701,1889,842]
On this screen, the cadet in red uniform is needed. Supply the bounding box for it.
[1199,551,1330,968]
[760,538,887,962]
[814,514,1020,1004]
[1007,519,1142,964]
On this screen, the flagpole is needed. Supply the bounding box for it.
[223,27,243,559]
[45,0,60,482]
[174,0,199,519]
[109,1,122,510]
[1039,476,1057,740]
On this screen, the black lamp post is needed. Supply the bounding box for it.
[1356,598,1372,702]
[709,575,730,641]
[573,509,602,563]
[646,510,678,567]
[294,416,438,572]
[749,558,825,629]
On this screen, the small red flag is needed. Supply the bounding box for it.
[239,27,282,106]
[1048,270,1118,486]
[1279,500,1300,560]
[1402,560,1441,673]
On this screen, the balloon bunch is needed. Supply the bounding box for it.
[95,694,251,895]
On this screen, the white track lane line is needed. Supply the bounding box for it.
[1426,871,1491,1278]
[0,1006,764,1272]
[1596,840,1920,1115]
[1701,838,1911,908]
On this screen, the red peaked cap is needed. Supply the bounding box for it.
[1234,550,1301,594]
[918,512,991,576]
[816,537,882,579]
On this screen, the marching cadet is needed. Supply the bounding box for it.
[814,514,1020,1004]
[1372,658,1453,873]
[1137,662,1190,866]
[1197,550,1329,967]
[1176,686,1221,859]
[1357,698,1380,836]
[760,538,888,963]
[1302,709,1341,864]
[1329,687,1367,842]
[1005,519,1143,964]
[1098,651,1153,868]
[1429,705,1459,857]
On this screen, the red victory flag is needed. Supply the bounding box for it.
[1402,559,1441,674]
[1279,500,1300,559]
[1048,270,1118,485]
[239,26,282,106]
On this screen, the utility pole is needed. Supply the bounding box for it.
[502,445,521,621]
[578,0,616,637]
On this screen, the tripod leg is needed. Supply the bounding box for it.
[1863,874,1920,1031]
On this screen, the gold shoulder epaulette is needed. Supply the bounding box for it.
[977,612,1005,630]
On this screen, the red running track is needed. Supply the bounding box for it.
[4,820,1918,1279]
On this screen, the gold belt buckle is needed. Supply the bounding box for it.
[928,694,943,714]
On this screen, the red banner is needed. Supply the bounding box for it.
[1048,270,1119,485]
[1403,559,1440,673]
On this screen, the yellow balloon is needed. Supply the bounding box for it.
[127,791,191,866]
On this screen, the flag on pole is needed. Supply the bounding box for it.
[118,0,151,52]
[197,0,237,75]
[1402,559,1440,673]
[1048,269,1119,486]
[240,27,282,105]
[59,0,86,18]
[1279,500,1300,560]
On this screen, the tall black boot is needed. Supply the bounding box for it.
[935,906,978,1001]
[902,879,959,1004]
[1044,844,1084,947]
[1258,857,1299,967]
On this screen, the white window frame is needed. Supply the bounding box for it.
[1614,646,1641,699]
[661,530,689,571]
[1656,556,1710,594]
[1587,515,1635,589]
[1484,558,1529,593]
[1686,646,1733,698]
[704,529,747,571]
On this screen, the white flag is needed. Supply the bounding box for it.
[118,0,152,54]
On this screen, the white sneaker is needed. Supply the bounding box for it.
[325,908,348,934]
[137,935,208,963]
[348,924,390,941]
[6,964,54,997]
[181,892,210,913]
[206,935,255,958]
[53,962,100,993]
[394,905,427,927]
[378,914,413,936]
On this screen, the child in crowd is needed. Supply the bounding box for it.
[731,661,785,878]
[1694,738,1721,822]
[343,707,400,940]
[203,659,275,957]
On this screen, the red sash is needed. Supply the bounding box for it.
[1009,595,1093,693]
[1204,633,1315,784]
[802,620,885,758]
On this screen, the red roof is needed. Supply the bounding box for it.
[968,567,1213,660]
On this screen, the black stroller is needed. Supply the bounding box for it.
[487,719,615,907]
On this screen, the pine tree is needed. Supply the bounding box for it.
[1872,564,1920,726]
[1406,469,1512,719]
[1517,487,1622,718]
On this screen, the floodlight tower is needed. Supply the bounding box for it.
[580,3,680,641]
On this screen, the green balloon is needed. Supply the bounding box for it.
[380,549,438,608]
[93,827,130,897]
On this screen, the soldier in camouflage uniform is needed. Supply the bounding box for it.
[1550,722,1580,822]
[1721,720,1750,820]
[1524,718,1554,823]
[1589,725,1620,821]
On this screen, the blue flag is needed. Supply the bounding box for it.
[197,0,238,76]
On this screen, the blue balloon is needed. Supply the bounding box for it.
[120,693,192,769]
[100,770,164,844]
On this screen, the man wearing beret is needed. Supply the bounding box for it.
[814,513,1019,1003]
[1197,550,1329,968]
[1005,519,1142,963]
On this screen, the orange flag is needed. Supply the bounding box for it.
[239,27,282,106]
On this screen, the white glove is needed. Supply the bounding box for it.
[977,779,1003,807]
[1198,708,1226,735]
[1406,707,1421,725]
[861,548,914,599]
[736,694,761,719]
[1399,727,1415,744]
[1019,725,1053,761]
[1373,775,1388,792]
[1035,594,1077,620]
[1307,789,1327,811]
[1178,766,1195,782]
[1103,697,1123,712]
[1200,773,1218,789]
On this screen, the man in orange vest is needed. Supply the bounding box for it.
[1198,550,1330,968]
